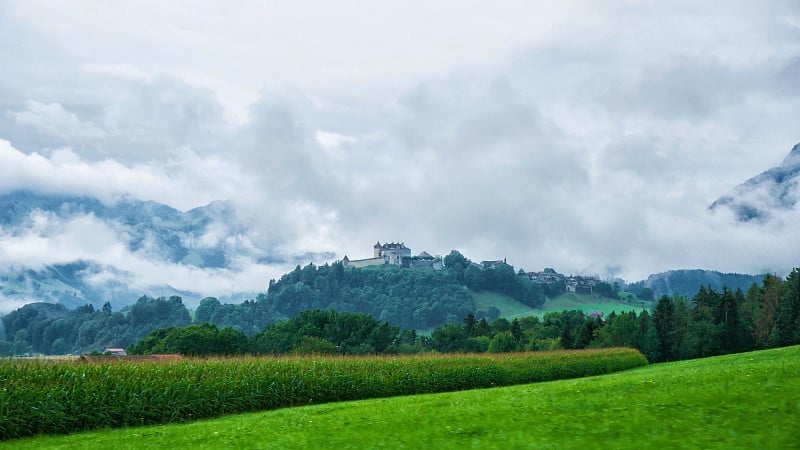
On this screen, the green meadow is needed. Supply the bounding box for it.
[472,290,539,318]
[473,290,649,319]
[3,346,798,449]
[541,292,650,316]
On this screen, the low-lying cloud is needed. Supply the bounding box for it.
[0,208,294,300]
[1,0,799,307]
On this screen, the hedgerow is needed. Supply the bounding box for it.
[0,348,646,440]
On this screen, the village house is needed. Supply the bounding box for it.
[527,270,600,294]
[103,347,127,356]
[527,270,566,284]
[565,275,600,294]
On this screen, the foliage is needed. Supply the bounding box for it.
[6,264,800,365]
[637,287,655,301]
[0,296,194,356]
[417,269,800,362]
[263,254,543,331]
[0,348,647,441]
[264,262,474,329]
[249,309,399,355]
[128,323,247,356]
[192,295,273,335]
[463,262,545,308]
[643,269,765,298]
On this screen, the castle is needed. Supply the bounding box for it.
[342,242,442,270]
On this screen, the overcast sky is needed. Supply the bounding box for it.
[1,0,799,295]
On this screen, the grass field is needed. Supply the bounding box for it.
[541,292,650,316]
[472,291,650,320]
[472,291,538,319]
[5,346,798,449]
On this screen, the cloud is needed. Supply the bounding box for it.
[0,0,799,294]
[0,209,294,300]
[7,101,106,140]
[0,293,38,315]
[0,211,127,272]
[0,138,251,211]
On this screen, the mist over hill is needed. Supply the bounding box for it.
[627,269,765,299]
[0,190,331,312]
[0,187,783,317]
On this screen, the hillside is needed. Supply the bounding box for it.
[541,292,649,316]
[471,291,536,319]
[10,346,799,449]
[472,291,648,320]
[263,263,473,330]
[262,254,547,330]
[629,269,764,299]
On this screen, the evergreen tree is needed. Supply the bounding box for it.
[653,295,677,362]
[463,312,478,337]
[770,269,800,347]
[754,274,783,348]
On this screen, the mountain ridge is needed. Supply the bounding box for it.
[0,190,280,311]
[710,143,800,221]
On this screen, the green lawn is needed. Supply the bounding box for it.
[6,346,798,449]
[541,292,650,316]
[473,290,650,321]
[472,291,538,319]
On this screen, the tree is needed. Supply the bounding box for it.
[475,318,491,337]
[717,288,746,354]
[488,331,518,353]
[195,297,221,324]
[638,287,655,302]
[770,268,800,347]
[463,312,478,337]
[128,323,247,356]
[430,323,468,353]
[444,250,469,283]
[753,275,783,348]
[575,317,602,349]
[653,295,677,362]
[510,319,523,342]
[465,336,490,352]
[597,311,636,348]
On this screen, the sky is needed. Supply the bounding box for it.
[1,0,799,300]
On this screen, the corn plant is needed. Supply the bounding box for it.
[0,348,647,440]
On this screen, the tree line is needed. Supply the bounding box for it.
[127,268,800,362]
[5,253,795,360]
[0,295,193,356]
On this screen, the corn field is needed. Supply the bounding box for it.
[0,348,647,440]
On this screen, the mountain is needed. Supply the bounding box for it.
[0,191,251,268]
[710,143,800,221]
[0,190,315,311]
[628,269,764,299]
[0,262,197,310]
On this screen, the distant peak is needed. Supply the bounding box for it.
[783,142,800,167]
